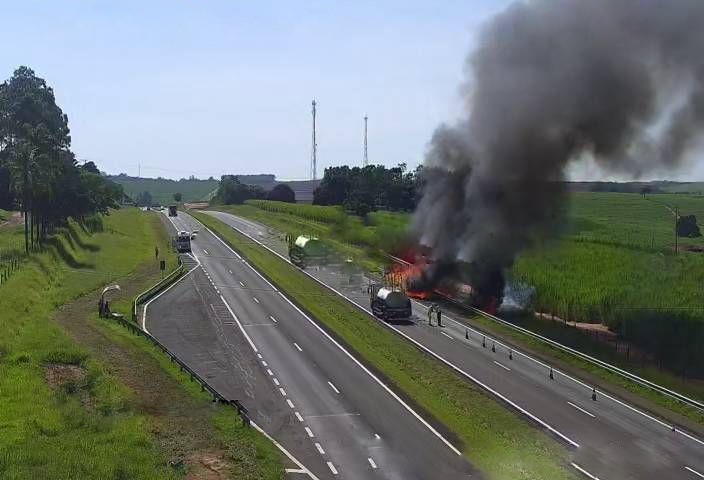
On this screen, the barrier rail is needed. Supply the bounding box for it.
[385,253,704,414]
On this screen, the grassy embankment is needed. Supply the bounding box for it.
[212,197,704,425]
[0,208,282,479]
[193,210,579,480]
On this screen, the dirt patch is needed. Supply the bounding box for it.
[185,451,231,480]
[0,211,23,229]
[53,261,234,476]
[677,243,704,253]
[535,312,617,338]
[44,363,87,388]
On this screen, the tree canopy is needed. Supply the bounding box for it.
[313,163,421,215]
[267,183,295,203]
[214,175,265,205]
[0,66,122,252]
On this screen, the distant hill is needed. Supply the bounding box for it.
[109,175,219,205]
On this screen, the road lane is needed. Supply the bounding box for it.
[151,211,475,479]
[204,209,704,480]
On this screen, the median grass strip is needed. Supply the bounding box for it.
[194,211,579,480]
[0,208,283,479]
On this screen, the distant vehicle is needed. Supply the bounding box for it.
[288,235,327,268]
[168,205,177,217]
[370,285,412,320]
[175,230,191,253]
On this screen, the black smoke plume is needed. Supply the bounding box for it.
[414,0,704,302]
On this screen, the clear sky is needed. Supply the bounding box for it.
[1,0,511,180]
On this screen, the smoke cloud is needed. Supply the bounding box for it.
[413,0,704,302]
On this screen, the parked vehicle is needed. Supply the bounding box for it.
[370,285,412,320]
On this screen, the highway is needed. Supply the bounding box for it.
[145,211,475,480]
[204,209,704,480]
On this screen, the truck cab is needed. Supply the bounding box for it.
[168,205,178,217]
[175,230,192,253]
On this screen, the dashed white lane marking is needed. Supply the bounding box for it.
[295,412,304,422]
[305,427,315,438]
[220,294,258,353]
[239,281,245,287]
[327,462,338,475]
[257,353,262,359]
[493,360,511,372]
[571,462,601,479]
[294,342,303,352]
[269,315,277,323]
[440,331,453,340]
[273,378,280,386]
[287,399,295,409]
[327,381,340,394]
[203,249,209,255]
[279,388,287,397]
[374,434,381,440]
[267,369,273,376]
[368,457,378,469]
[228,269,232,274]
[685,466,704,478]
[253,296,260,303]
[568,401,596,418]
[262,360,268,367]
[315,443,325,455]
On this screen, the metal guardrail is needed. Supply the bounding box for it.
[123,264,251,427]
[131,257,184,322]
[385,253,704,414]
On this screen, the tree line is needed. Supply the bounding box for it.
[0,67,123,253]
[313,164,421,215]
[213,175,296,204]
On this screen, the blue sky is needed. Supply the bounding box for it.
[0,0,510,180]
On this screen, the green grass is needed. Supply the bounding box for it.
[110,175,219,204]
[0,208,282,479]
[0,209,10,222]
[193,211,578,480]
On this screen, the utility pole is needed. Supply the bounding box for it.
[674,206,679,255]
[363,115,369,167]
[311,100,317,180]
[138,162,141,178]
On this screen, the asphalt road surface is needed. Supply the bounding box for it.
[204,209,704,480]
[146,211,475,480]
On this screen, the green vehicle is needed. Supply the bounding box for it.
[288,235,327,268]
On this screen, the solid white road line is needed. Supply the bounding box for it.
[441,331,453,340]
[219,294,258,353]
[568,401,596,418]
[203,218,465,456]
[295,412,304,422]
[327,381,340,394]
[250,421,321,480]
[571,462,601,479]
[686,466,704,478]
[493,360,511,372]
[269,315,278,323]
[294,342,303,352]
[315,443,325,455]
[368,457,378,469]
[305,427,315,438]
[327,462,338,475]
[287,399,295,409]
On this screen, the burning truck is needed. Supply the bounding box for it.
[384,247,500,314]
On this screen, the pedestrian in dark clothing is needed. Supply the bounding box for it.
[436,306,443,327]
[427,305,434,326]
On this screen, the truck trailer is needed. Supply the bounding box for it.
[370,285,412,320]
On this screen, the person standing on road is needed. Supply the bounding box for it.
[427,304,434,326]
[436,306,443,327]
